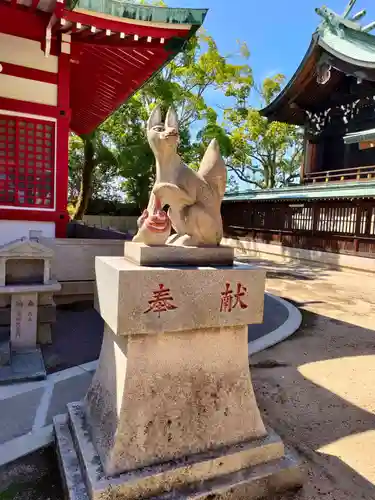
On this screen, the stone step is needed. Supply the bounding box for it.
[66,402,106,490]
[54,413,90,500]
[155,451,303,499]
[57,402,295,500]
[0,347,46,384]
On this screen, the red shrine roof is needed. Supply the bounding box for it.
[0,0,207,134]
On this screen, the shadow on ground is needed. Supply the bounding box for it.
[235,254,335,282]
[226,230,343,278]
[251,308,375,500]
[0,447,63,499]
[42,301,103,374]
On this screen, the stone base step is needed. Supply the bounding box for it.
[156,452,303,499]
[0,347,46,384]
[54,402,303,500]
[54,414,90,500]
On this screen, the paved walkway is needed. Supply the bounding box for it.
[239,253,375,500]
[0,360,97,466]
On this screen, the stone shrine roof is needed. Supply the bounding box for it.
[0,238,54,258]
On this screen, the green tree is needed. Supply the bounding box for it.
[100,98,154,210]
[69,131,118,220]
[97,32,252,209]
[225,74,303,189]
[68,31,251,214]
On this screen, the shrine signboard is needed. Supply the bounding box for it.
[95,257,266,336]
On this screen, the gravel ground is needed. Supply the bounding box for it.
[244,253,375,500]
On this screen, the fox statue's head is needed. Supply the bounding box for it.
[147,105,180,160]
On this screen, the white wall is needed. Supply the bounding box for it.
[0,34,58,72]
[0,34,58,106]
[0,221,55,246]
[0,74,57,106]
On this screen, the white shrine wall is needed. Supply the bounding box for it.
[0,34,58,106]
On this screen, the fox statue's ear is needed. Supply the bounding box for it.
[165,107,179,131]
[147,105,162,130]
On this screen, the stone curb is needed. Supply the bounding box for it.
[248,293,302,356]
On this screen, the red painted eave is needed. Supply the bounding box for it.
[69,43,177,135]
[0,1,199,135]
[0,1,50,40]
[60,8,193,135]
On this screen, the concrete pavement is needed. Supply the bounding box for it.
[0,360,97,467]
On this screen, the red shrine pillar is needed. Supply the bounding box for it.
[0,23,70,243]
[55,33,71,238]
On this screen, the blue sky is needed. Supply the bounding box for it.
[167,0,375,103]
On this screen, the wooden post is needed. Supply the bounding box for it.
[312,204,320,234]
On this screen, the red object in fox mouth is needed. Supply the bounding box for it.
[140,197,171,234]
[145,210,171,233]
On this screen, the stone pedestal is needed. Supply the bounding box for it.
[0,238,61,381]
[0,238,61,349]
[54,243,303,499]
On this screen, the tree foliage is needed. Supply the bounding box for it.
[100,32,252,209]
[224,75,303,189]
[68,131,118,220]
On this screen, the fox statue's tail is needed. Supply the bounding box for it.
[198,139,226,199]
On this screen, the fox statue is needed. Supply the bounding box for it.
[132,105,227,247]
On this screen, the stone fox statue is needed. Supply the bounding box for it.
[133,105,227,247]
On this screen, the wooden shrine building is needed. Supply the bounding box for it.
[261,1,375,185]
[222,1,375,257]
[0,0,206,243]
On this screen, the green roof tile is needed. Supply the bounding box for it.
[68,0,207,26]
[224,181,375,202]
[344,128,375,144]
[260,3,375,122]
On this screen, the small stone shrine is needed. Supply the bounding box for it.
[0,237,61,382]
[54,107,302,499]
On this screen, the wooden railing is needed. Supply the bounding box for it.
[221,199,375,256]
[304,165,375,184]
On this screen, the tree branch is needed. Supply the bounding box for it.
[226,164,263,188]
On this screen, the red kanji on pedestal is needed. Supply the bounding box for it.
[220,282,248,312]
[144,283,178,318]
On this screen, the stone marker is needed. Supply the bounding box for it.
[0,238,61,349]
[10,293,38,348]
